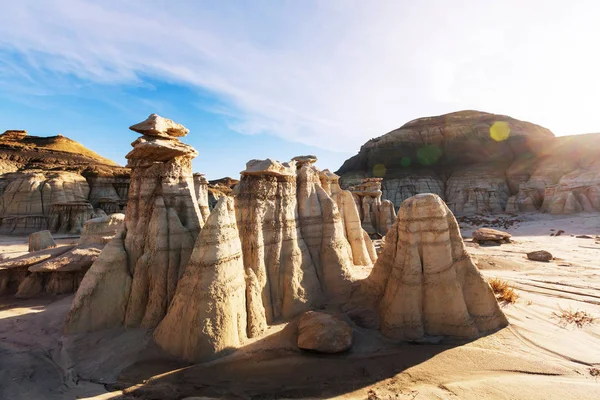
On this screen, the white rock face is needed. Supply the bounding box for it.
[0,171,90,234]
[154,197,247,362]
[351,193,508,340]
[235,159,322,338]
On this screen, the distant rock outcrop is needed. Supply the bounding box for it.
[348,178,397,236]
[337,110,600,217]
[0,130,130,234]
[0,214,124,299]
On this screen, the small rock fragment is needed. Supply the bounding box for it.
[527,250,553,262]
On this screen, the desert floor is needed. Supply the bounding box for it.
[0,212,599,399]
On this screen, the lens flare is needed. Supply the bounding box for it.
[373,163,386,177]
[417,144,442,166]
[400,157,411,167]
[490,121,511,141]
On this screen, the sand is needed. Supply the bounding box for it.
[0,213,599,399]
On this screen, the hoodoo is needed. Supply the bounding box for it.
[64,114,203,332]
[351,193,508,340]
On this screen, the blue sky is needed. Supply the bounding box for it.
[1,0,599,179]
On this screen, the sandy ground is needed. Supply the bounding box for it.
[0,213,599,399]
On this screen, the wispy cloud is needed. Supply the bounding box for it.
[1,0,600,152]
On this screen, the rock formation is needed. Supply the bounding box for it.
[350,193,508,340]
[28,230,56,252]
[0,130,130,234]
[193,173,210,222]
[349,178,397,236]
[123,115,203,329]
[153,197,247,362]
[337,110,600,216]
[319,170,377,266]
[65,114,203,332]
[235,159,323,337]
[0,214,125,299]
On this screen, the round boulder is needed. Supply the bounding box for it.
[527,250,553,262]
[472,228,511,244]
[297,311,353,353]
[28,230,56,252]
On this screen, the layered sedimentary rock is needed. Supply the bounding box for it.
[10,214,125,298]
[193,173,210,222]
[349,178,397,236]
[154,197,247,362]
[122,115,202,329]
[0,130,130,234]
[235,159,322,337]
[65,114,202,333]
[319,170,376,266]
[0,245,75,296]
[0,171,90,234]
[350,193,508,340]
[337,110,600,216]
[295,158,357,303]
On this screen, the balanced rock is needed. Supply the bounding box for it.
[154,197,247,362]
[472,228,512,244]
[297,311,353,353]
[65,115,203,333]
[352,193,508,340]
[28,230,56,252]
[527,250,553,262]
[129,113,190,138]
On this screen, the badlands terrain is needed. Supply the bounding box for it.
[0,111,598,399]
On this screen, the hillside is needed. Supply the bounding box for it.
[337,110,600,215]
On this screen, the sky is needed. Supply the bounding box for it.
[1,0,599,179]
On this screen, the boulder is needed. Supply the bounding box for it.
[297,311,353,353]
[28,230,56,252]
[527,250,553,262]
[472,228,512,244]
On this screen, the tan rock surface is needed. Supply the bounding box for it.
[154,197,247,362]
[352,193,507,340]
[123,116,202,329]
[235,159,322,337]
[64,230,132,334]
